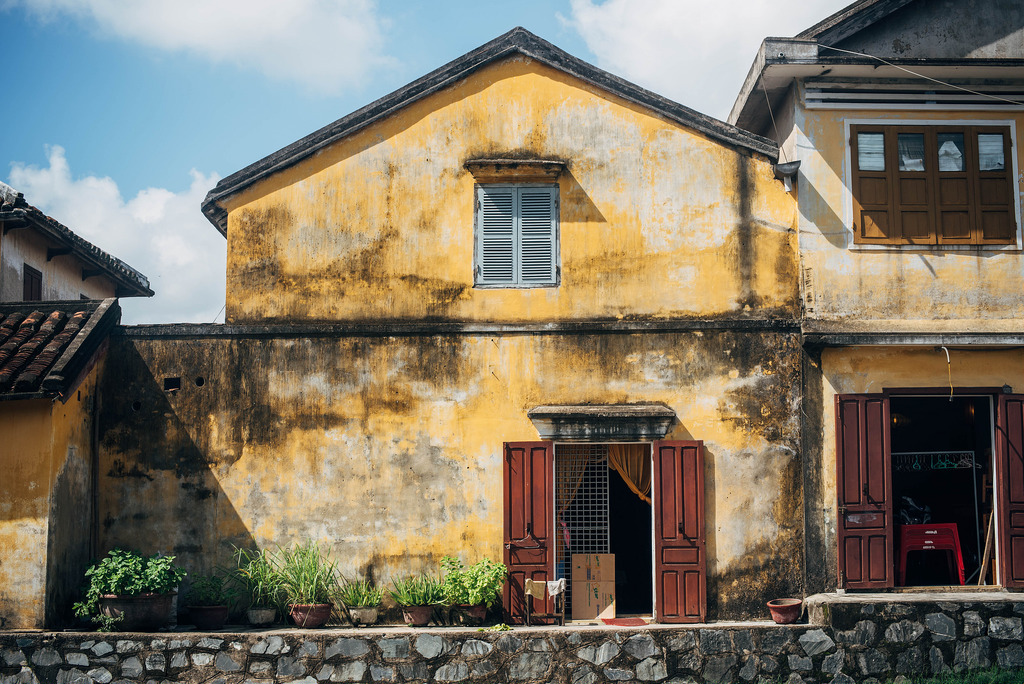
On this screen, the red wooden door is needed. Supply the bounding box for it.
[653,440,705,623]
[502,441,554,623]
[836,394,893,589]
[996,395,1024,588]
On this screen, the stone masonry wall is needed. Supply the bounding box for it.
[3,599,1024,684]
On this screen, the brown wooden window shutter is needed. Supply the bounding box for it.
[851,124,1017,246]
[23,264,42,301]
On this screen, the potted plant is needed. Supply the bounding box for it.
[233,546,283,626]
[338,579,383,626]
[441,556,507,623]
[184,572,236,630]
[278,541,340,628]
[73,548,186,631]
[389,574,444,627]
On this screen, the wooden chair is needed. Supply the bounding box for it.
[524,578,566,626]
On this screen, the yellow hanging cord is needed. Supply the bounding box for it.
[941,346,953,401]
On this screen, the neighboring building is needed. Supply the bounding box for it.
[0,182,153,302]
[0,186,151,628]
[97,27,800,625]
[730,0,1024,593]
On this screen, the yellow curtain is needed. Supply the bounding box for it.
[608,444,651,504]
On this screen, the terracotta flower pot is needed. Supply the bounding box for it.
[189,605,229,630]
[767,598,803,624]
[349,606,378,626]
[98,592,176,631]
[454,604,486,625]
[402,605,433,626]
[289,603,333,628]
[247,607,276,626]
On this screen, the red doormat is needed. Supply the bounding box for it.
[601,618,648,626]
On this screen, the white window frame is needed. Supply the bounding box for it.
[842,117,1023,251]
[473,183,560,288]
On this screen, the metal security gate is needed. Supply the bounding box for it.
[554,444,610,614]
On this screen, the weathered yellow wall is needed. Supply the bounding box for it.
[99,331,804,619]
[0,373,98,629]
[794,105,1024,329]
[223,56,797,323]
[813,346,1024,588]
[0,399,52,628]
[44,371,99,627]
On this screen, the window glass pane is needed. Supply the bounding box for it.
[937,133,965,172]
[897,133,925,171]
[978,133,1005,171]
[857,132,885,171]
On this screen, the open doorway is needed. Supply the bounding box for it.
[889,395,995,586]
[554,443,653,619]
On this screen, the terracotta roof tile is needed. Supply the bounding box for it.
[0,300,120,398]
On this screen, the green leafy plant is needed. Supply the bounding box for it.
[232,546,284,610]
[440,556,508,607]
[277,542,340,605]
[185,573,238,607]
[388,575,445,607]
[338,579,383,608]
[73,548,186,620]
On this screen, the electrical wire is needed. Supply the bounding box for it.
[818,44,1024,107]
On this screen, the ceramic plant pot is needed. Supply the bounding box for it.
[289,603,333,628]
[767,598,803,624]
[98,592,176,631]
[454,604,486,625]
[247,607,276,626]
[348,606,379,626]
[402,605,433,627]
[189,605,229,630]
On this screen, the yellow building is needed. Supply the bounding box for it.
[96,27,801,625]
[732,0,1024,593]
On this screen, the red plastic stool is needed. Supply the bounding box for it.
[897,523,965,586]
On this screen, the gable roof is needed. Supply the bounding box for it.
[0,298,121,400]
[201,27,779,236]
[0,184,154,298]
[796,0,914,45]
[728,0,1024,133]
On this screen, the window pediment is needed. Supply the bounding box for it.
[464,159,566,183]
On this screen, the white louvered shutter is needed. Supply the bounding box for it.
[477,186,515,284]
[518,186,557,284]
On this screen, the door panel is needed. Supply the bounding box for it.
[836,395,893,589]
[996,396,1024,587]
[502,441,554,622]
[653,440,705,623]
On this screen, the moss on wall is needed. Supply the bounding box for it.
[98,329,803,619]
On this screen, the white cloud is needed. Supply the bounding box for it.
[8,146,225,325]
[8,0,391,94]
[562,0,850,121]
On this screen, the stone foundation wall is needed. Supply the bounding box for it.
[2,600,1024,684]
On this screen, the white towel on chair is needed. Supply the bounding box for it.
[547,578,566,596]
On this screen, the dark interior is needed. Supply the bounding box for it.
[608,466,653,614]
[890,396,993,586]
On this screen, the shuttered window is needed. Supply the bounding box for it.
[475,184,559,287]
[851,125,1017,246]
[23,264,42,301]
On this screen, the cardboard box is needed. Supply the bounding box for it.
[571,580,616,620]
[571,554,615,582]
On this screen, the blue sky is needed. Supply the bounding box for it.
[0,0,850,323]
